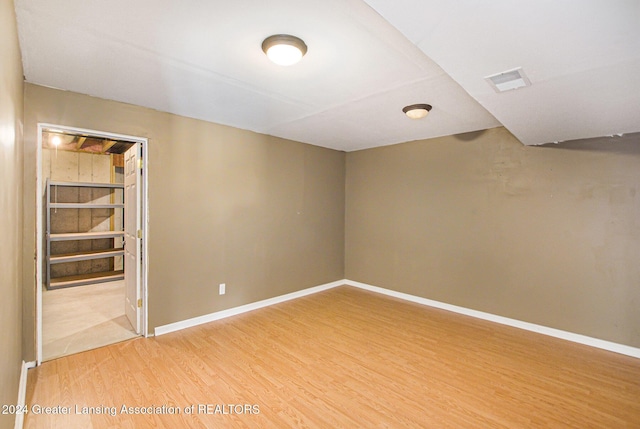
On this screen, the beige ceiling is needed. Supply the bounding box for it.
[14,0,640,151]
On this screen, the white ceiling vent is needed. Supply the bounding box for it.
[485,67,531,93]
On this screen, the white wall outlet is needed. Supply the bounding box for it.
[219,283,226,295]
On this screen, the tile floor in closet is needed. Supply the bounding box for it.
[43,280,138,361]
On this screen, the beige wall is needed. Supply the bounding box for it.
[23,84,346,359]
[346,127,640,347]
[0,0,24,427]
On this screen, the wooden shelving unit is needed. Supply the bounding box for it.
[50,202,124,209]
[45,179,125,289]
[49,231,125,241]
[49,248,125,264]
[48,270,125,289]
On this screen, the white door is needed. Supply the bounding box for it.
[124,143,141,334]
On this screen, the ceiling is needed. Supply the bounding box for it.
[43,130,133,155]
[14,0,640,152]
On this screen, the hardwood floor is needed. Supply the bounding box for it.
[25,286,640,428]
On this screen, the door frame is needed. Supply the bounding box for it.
[36,123,149,365]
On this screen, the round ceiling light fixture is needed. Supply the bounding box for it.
[402,103,432,120]
[262,34,308,66]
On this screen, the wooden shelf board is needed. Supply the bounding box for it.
[48,270,124,289]
[48,181,124,189]
[49,248,124,264]
[50,231,124,241]
[50,203,124,209]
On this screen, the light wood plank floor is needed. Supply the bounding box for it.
[43,280,138,361]
[26,286,640,428]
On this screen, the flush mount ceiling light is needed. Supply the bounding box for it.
[402,104,432,119]
[262,34,307,66]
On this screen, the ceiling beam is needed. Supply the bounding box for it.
[75,136,87,150]
[102,140,117,153]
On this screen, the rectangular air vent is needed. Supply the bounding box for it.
[485,67,531,92]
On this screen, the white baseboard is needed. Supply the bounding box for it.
[14,361,36,429]
[154,278,640,359]
[154,280,345,336]
[344,279,640,359]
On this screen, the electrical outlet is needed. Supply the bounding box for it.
[219,283,226,295]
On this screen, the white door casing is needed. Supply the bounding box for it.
[35,124,148,365]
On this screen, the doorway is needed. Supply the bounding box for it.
[36,124,148,364]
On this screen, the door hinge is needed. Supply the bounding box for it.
[138,159,143,170]
[137,299,142,308]
[137,229,143,239]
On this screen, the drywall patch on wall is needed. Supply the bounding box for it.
[486,138,532,197]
